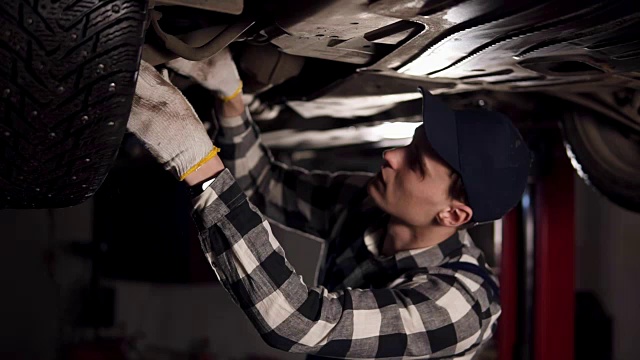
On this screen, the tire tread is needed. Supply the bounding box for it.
[0,0,146,208]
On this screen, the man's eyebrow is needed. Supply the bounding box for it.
[419,143,431,175]
[411,133,430,176]
[423,136,438,174]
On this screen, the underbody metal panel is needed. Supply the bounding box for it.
[263,0,640,94]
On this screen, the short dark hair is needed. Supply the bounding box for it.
[448,170,468,204]
[448,171,476,229]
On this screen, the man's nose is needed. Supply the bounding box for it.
[382,148,400,169]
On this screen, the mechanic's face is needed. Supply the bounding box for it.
[367,125,460,228]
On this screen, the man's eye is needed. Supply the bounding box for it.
[409,146,425,177]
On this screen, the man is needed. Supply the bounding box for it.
[128,50,531,359]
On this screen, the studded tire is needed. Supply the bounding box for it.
[0,0,147,209]
[562,107,640,213]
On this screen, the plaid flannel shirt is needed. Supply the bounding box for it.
[190,107,501,359]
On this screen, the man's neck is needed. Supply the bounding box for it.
[381,217,456,256]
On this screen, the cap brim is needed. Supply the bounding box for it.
[418,87,461,173]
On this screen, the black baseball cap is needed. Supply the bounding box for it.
[418,87,532,223]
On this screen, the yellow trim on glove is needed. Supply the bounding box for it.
[221,81,243,103]
[179,146,221,181]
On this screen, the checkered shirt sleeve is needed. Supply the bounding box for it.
[213,108,372,239]
[191,170,498,359]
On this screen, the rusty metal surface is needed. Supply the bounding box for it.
[363,0,640,95]
[154,0,640,127]
[267,0,401,64]
[266,0,640,128]
[155,0,243,14]
[369,0,468,19]
[254,0,640,97]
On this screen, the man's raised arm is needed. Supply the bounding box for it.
[167,52,371,240]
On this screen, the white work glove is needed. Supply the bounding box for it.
[128,60,219,181]
[165,48,243,102]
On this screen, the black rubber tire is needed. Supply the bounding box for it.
[562,107,640,212]
[0,0,147,209]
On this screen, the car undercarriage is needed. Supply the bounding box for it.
[1,0,639,211]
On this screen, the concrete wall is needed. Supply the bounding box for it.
[109,222,321,360]
[0,201,93,360]
[575,176,640,360]
[0,201,320,360]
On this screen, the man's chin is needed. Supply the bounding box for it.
[367,180,384,208]
[366,177,376,196]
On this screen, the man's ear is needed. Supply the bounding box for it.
[436,201,473,227]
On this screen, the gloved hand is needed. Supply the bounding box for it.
[128,59,220,181]
[166,48,243,103]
